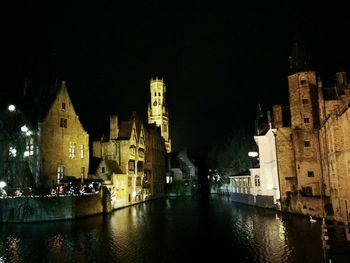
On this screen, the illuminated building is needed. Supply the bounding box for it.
[147,77,171,153]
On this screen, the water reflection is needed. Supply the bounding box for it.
[0,196,324,263]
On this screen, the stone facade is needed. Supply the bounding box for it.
[40,82,89,188]
[92,113,147,205]
[148,77,171,153]
[273,47,350,220]
[0,81,89,192]
[144,124,166,198]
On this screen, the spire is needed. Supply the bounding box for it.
[288,38,309,74]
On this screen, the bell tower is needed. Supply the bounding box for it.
[148,77,171,153]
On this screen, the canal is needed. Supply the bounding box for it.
[0,195,325,263]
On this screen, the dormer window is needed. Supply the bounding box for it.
[61,102,66,110]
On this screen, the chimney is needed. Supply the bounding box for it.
[273,105,283,128]
[110,115,119,140]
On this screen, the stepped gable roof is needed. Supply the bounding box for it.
[104,159,124,174]
[118,120,133,139]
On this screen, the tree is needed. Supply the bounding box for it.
[207,127,256,177]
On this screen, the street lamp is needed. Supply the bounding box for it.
[8,104,16,112]
[248,151,258,158]
[0,181,6,188]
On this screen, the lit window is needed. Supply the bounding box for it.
[24,138,34,157]
[9,146,17,157]
[69,142,76,159]
[60,118,67,128]
[304,140,311,147]
[80,145,84,159]
[57,165,64,183]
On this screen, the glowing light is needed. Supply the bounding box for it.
[8,105,16,112]
[0,181,6,188]
[248,151,258,157]
[21,125,28,132]
[9,147,17,157]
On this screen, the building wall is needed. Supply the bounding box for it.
[0,191,109,223]
[144,125,166,198]
[321,104,350,221]
[40,84,89,188]
[254,128,280,203]
[147,77,171,153]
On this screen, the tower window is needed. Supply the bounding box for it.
[61,102,66,110]
[304,118,310,124]
[154,92,157,96]
[307,171,315,177]
[304,140,311,147]
[158,92,161,96]
[300,79,307,85]
[302,99,309,104]
[102,167,105,173]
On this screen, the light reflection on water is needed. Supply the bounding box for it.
[0,196,324,263]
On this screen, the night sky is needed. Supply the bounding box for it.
[3,1,350,153]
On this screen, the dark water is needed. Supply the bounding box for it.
[0,195,325,263]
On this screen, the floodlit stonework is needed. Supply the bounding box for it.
[40,82,89,188]
[148,77,171,153]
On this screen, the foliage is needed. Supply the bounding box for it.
[207,127,256,176]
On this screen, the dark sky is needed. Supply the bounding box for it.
[3,1,350,153]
